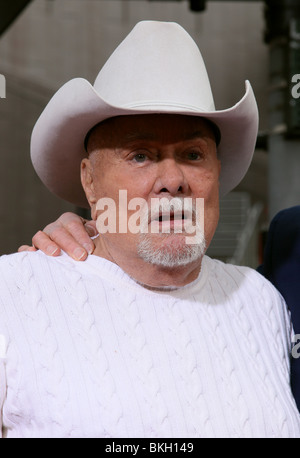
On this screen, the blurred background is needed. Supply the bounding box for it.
[0,0,299,267]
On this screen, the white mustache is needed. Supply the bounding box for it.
[140,197,196,232]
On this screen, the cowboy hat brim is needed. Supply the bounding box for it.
[30,78,258,208]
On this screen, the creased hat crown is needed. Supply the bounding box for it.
[94,21,215,112]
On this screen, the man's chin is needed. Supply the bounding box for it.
[137,232,206,268]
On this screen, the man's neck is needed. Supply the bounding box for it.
[92,236,202,288]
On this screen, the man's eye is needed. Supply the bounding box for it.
[186,151,202,161]
[133,153,148,163]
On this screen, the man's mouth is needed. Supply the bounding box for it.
[149,210,194,232]
[157,211,186,222]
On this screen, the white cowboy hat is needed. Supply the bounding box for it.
[31,20,259,208]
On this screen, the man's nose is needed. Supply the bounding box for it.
[153,159,189,196]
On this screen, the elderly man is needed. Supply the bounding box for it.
[1,21,300,438]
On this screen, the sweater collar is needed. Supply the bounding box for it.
[78,253,209,297]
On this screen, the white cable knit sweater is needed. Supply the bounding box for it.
[0,251,299,438]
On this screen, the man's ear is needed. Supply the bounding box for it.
[81,158,97,210]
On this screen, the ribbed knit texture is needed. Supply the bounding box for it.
[0,251,299,438]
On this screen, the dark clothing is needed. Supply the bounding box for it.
[258,206,300,411]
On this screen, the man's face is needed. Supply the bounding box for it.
[81,114,221,267]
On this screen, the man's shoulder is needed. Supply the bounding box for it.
[204,255,281,297]
[204,257,289,336]
[0,250,78,286]
[0,251,90,321]
[205,255,266,279]
[0,251,35,275]
[0,251,113,296]
[0,249,78,268]
[0,250,54,272]
[0,251,44,292]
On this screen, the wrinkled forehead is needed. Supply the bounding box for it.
[85,114,219,153]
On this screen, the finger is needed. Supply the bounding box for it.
[18,245,37,253]
[51,218,95,256]
[45,213,96,254]
[41,225,90,261]
[32,230,61,257]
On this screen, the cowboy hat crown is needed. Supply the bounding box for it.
[94,20,215,112]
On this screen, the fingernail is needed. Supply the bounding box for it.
[46,246,59,256]
[73,247,86,261]
[83,243,94,255]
